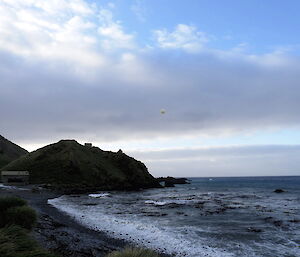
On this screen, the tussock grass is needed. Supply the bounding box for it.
[0,225,56,257]
[6,206,36,230]
[106,247,160,257]
[0,196,27,211]
[0,196,36,229]
[0,196,58,257]
[0,197,27,228]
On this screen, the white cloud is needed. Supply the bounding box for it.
[1,0,93,16]
[98,23,135,50]
[0,0,136,72]
[152,23,296,70]
[153,24,209,53]
[0,0,294,74]
[97,9,136,50]
[131,0,146,22]
[107,2,115,9]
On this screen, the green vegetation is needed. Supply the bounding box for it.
[0,196,36,230]
[0,196,57,257]
[2,140,160,191]
[106,247,160,257]
[0,196,27,210]
[0,197,27,227]
[6,206,37,230]
[0,135,28,169]
[0,225,56,257]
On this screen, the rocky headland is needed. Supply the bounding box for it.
[1,139,161,193]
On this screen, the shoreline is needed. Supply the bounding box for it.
[0,186,169,257]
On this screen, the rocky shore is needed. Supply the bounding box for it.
[0,186,168,257]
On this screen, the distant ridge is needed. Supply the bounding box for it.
[0,135,28,168]
[1,140,161,192]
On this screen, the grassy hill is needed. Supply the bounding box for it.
[1,140,160,191]
[0,135,28,168]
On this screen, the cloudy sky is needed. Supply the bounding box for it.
[1,0,300,177]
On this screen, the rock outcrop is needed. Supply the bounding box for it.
[274,189,285,193]
[157,176,190,187]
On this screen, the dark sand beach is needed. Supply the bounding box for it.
[0,186,167,257]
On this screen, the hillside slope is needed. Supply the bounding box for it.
[0,135,28,168]
[1,140,160,191]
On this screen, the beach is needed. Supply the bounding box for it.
[0,185,164,257]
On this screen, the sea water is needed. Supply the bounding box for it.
[48,176,300,257]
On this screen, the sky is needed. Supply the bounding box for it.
[1,0,300,177]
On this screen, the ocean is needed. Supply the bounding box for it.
[48,176,300,257]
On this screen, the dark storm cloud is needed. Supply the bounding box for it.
[1,49,300,144]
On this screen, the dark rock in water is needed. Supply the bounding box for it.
[164,181,175,187]
[288,219,300,223]
[1,140,161,192]
[274,189,285,193]
[157,176,190,187]
[263,216,274,222]
[194,202,205,209]
[142,211,168,217]
[83,203,98,206]
[247,227,263,233]
[166,203,182,208]
[273,220,283,227]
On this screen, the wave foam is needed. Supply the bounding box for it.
[0,183,29,190]
[88,193,110,198]
[48,196,234,257]
[145,200,167,206]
